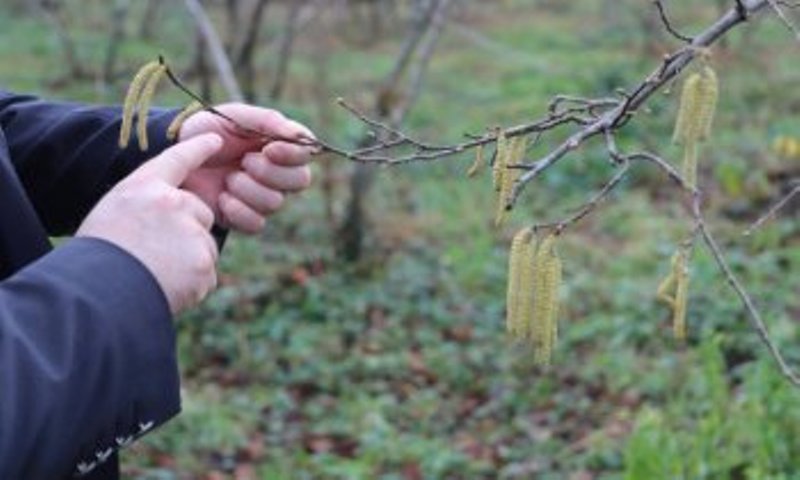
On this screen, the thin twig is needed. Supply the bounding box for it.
[534,161,631,233]
[654,0,694,42]
[744,183,800,235]
[692,196,800,388]
[766,0,800,40]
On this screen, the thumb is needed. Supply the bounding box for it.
[138,133,223,186]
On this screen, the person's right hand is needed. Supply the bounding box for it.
[76,133,224,314]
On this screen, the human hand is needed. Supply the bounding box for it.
[77,134,224,315]
[178,104,315,234]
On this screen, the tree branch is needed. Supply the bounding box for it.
[183,0,245,102]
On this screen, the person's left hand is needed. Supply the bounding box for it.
[178,103,315,234]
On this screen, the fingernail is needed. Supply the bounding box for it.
[289,120,316,140]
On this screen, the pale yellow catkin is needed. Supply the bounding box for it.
[531,234,561,365]
[119,61,162,149]
[506,228,533,336]
[494,136,528,227]
[674,66,718,145]
[673,251,690,341]
[546,249,562,351]
[673,73,702,145]
[682,141,698,189]
[467,144,484,178]
[492,132,508,192]
[696,66,719,141]
[516,232,539,340]
[656,261,677,309]
[656,250,690,340]
[773,136,800,159]
[136,64,167,151]
[166,101,204,141]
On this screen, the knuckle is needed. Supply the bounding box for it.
[226,172,247,192]
[154,189,182,210]
[192,247,216,274]
[244,156,268,180]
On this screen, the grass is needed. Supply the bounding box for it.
[0,2,798,478]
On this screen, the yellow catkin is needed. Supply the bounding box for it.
[119,61,162,149]
[790,138,800,159]
[696,66,719,141]
[674,67,718,145]
[531,234,561,365]
[656,263,677,309]
[682,141,699,189]
[547,250,562,349]
[166,101,204,141]
[673,73,703,145]
[494,136,527,227]
[492,132,508,192]
[506,228,533,336]
[467,144,485,178]
[673,251,690,341]
[135,64,167,151]
[516,233,539,340]
[656,250,690,340]
[773,136,800,159]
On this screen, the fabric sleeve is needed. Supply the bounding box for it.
[0,238,180,479]
[0,91,177,236]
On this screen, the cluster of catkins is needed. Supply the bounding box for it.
[119,60,203,150]
[506,230,562,365]
[655,61,720,341]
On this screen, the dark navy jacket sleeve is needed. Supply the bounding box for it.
[0,238,180,479]
[0,91,177,236]
[0,91,187,479]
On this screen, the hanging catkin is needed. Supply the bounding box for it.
[119,61,162,149]
[673,65,719,188]
[682,141,699,189]
[773,136,800,159]
[506,228,534,336]
[166,101,204,141]
[135,64,167,151]
[656,254,677,309]
[467,144,485,178]
[696,66,719,141]
[672,250,690,341]
[656,249,691,341]
[673,65,719,145]
[492,132,508,192]
[531,234,561,365]
[673,73,703,145]
[494,136,527,227]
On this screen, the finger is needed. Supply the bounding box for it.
[178,190,216,230]
[215,104,316,141]
[242,154,312,192]
[226,171,285,215]
[262,141,313,167]
[138,133,223,186]
[219,192,267,235]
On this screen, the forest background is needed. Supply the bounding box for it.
[1,1,798,478]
